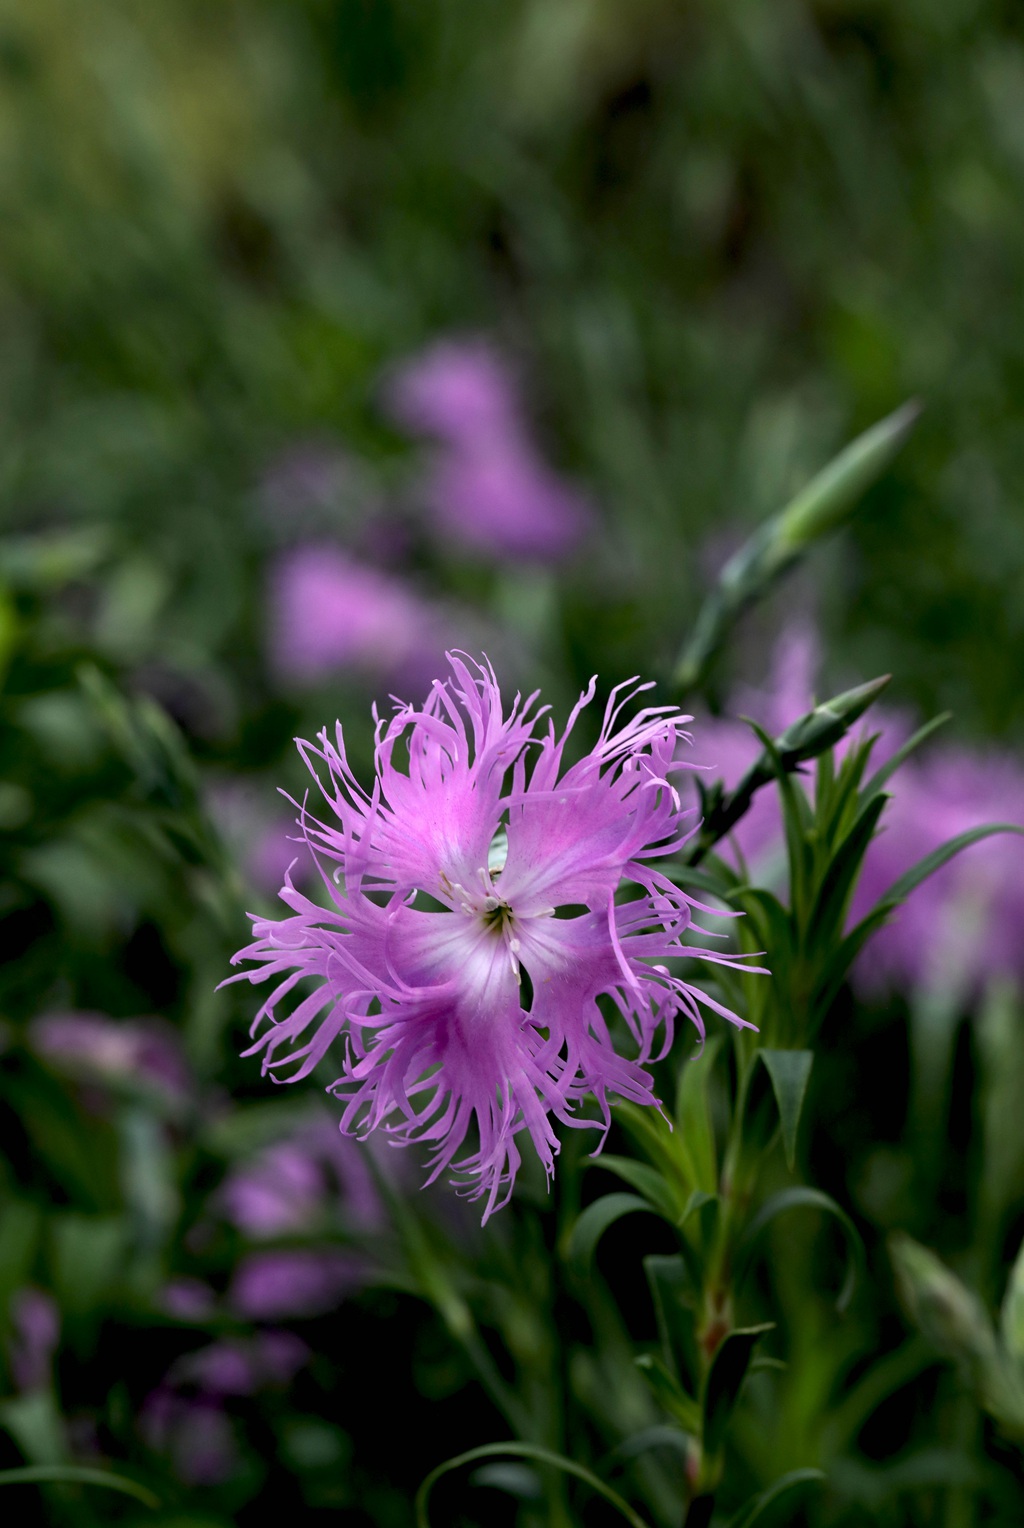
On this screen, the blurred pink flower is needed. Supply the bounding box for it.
[849,749,1024,1000]
[386,338,592,562]
[229,1249,364,1320]
[221,1118,384,1241]
[386,338,520,445]
[159,1278,217,1321]
[8,1287,59,1392]
[268,544,442,686]
[207,778,314,897]
[143,1331,308,1483]
[29,1012,191,1108]
[167,1332,308,1397]
[688,626,1024,1000]
[142,1391,239,1485]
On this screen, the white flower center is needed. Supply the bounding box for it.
[443,865,523,979]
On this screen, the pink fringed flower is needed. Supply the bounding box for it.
[227,656,752,1219]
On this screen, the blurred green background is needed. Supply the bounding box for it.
[4,2,1024,1525]
[3,0,1024,734]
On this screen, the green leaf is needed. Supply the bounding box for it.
[566,1194,659,1273]
[858,713,952,808]
[596,1157,682,1220]
[701,1324,775,1458]
[728,1468,825,1528]
[804,793,887,949]
[736,1188,865,1312]
[415,1442,652,1528]
[0,1391,66,1468]
[1001,1234,1024,1361]
[811,904,892,1022]
[674,1036,722,1195]
[744,721,813,913]
[645,1254,698,1389]
[758,1051,814,1169]
[49,1214,127,1316]
[0,1465,159,1508]
[882,824,1024,908]
[635,1352,702,1433]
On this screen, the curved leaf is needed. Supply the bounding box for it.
[415,1442,652,1528]
[736,1187,865,1312]
[881,823,1024,908]
[728,1468,826,1528]
[567,1194,659,1272]
[0,1466,159,1508]
[596,1156,682,1220]
[612,1425,690,1460]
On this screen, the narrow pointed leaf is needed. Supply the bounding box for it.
[1001,1236,1024,1360]
[635,1352,703,1433]
[736,1187,865,1312]
[805,793,887,948]
[675,1036,723,1194]
[728,1468,826,1528]
[882,824,1024,908]
[859,713,952,808]
[645,1254,699,1390]
[701,1324,775,1458]
[759,1050,814,1169]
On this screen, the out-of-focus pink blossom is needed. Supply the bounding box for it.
[142,1391,239,1486]
[167,1332,308,1397]
[229,1249,363,1320]
[207,779,313,897]
[29,1012,191,1107]
[425,446,592,562]
[221,1118,384,1240]
[143,1331,308,1483]
[849,749,1024,1000]
[386,339,519,445]
[386,339,592,562]
[268,544,442,686]
[159,1278,217,1321]
[687,626,1024,1000]
[9,1288,59,1392]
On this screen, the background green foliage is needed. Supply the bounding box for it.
[2,2,1024,1525]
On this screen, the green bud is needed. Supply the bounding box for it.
[685,676,890,864]
[890,1232,997,1370]
[672,401,920,694]
[891,1233,1024,1438]
[773,400,922,554]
